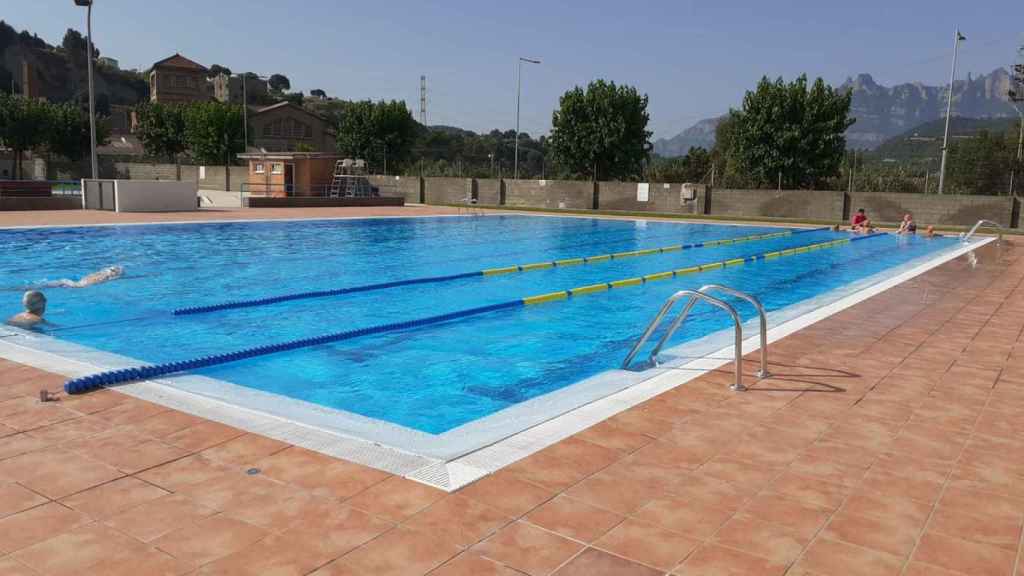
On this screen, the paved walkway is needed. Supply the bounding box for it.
[0,206,463,227]
[0,233,1021,574]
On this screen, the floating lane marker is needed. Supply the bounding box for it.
[569,283,609,296]
[520,234,876,306]
[521,291,569,305]
[482,266,518,276]
[175,228,819,316]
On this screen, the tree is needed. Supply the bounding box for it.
[207,64,231,78]
[548,79,652,181]
[281,92,304,106]
[183,101,245,187]
[310,89,327,100]
[725,75,854,189]
[0,93,50,178]
[268,74,290,92]
[946,130,1017,195]
[45,101,110,162]
[135,102,187,161]
[61,28,98,67]
[648,147,712,182]
[335,99,420,170]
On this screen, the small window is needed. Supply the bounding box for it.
[262,123,272,137]
[254,163,265,174]
[304,124,312,138]
[271,163,283,174]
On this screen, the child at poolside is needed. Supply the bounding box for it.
[897,213,917,235]
[6,291,47,329]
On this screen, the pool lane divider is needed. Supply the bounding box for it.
[65,231,879,395]
[519,233,887,306]
[174,227,824,316]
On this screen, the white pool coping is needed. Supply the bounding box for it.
[0,221,995,490]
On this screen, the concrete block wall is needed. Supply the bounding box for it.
[505,179,594,210]
[475,178,503,206]
[198,166,248,192]
[424,177,472,205]
[597,181,703,215]
[848,193,1015,227]
[706,189,845,221]
[114,162,178,181]
[367,175,422,203]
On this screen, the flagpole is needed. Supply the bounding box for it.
[938,28,965,195]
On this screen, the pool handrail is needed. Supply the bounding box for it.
[621,289,748,391]
[647,284,770,379]
[960,219,1004,245]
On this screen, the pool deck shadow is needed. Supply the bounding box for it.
[0,215,1020,574]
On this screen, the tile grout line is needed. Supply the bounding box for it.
[895,251,1024,576]
[781,256,1003,575]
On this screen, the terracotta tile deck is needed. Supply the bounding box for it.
[1,212,1021,573]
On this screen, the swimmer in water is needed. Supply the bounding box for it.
[44,266,124,288]
[6,291,47,329]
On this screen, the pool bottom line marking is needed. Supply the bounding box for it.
[174,228,822,316]
[65,232,881,395]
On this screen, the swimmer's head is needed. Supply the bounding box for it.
[23,291,46,315]
[108,265,124,276]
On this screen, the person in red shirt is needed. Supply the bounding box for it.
[850,208,870,233]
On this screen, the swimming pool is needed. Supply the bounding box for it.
[0,215,966,462]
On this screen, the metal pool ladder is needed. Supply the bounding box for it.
[961,219,1004,245]
[621,284,770,392]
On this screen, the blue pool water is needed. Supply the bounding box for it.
[0,216,958,434]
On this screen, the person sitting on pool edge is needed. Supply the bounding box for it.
[897,213,917,235]
[850,208,871,233]
[6,291,47,329]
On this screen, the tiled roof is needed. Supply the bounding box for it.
[152,53,208,71]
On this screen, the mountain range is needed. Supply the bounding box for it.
[654,68,1020,156]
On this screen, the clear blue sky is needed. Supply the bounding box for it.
[10,1,1023,138]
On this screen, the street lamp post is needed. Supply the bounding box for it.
[241,73,268,152]
[1010,102,1022,195]
[514,57,540,180]
[938,28,966,195]
[242,77,248,151]
[74,0,98,180]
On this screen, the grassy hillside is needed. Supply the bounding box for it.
[872,116,1019,164]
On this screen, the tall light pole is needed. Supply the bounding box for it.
[1010,102,1022,195]
[74,0,98,179]
[242,76,248,151]
[514,57,540,180]
[938,28,966,195]
[241,73,268,152]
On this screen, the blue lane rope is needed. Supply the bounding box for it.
[65,299,524,394]
[174,271,484,316]
[173,226,830,317]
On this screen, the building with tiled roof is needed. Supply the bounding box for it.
[148,53,210,104]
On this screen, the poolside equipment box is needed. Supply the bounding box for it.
[82,179,197,212]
